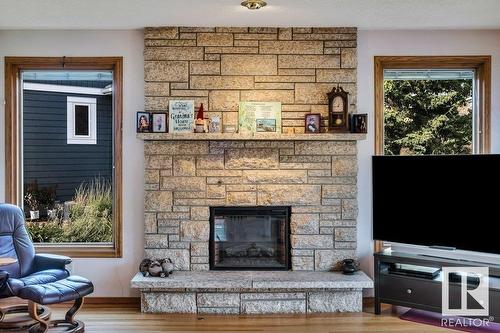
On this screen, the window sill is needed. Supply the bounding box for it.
[34,243,122,258]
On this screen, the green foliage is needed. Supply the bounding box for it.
[25,178,113,243]
[384,79,473,155]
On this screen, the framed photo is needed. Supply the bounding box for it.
[305,113,321,133]
[351,113,368,133]
[137,112,151,133]
[169,100,195,133]
[152,113,167,133]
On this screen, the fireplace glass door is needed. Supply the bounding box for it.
[210,207,290,270]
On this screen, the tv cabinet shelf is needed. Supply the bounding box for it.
[374,250,500,321]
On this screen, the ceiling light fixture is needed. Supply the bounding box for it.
[241,0,267,10]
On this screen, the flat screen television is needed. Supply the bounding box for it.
[372,154,500,255]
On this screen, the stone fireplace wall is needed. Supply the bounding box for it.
[144,26,357,133]
[144,140,358,271]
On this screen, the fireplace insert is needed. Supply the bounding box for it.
[209,207,291,270]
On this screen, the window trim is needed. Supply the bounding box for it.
[67,96,97,145]
[5,57,123,258]
[373,56,491,253]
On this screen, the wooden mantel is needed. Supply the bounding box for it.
[136,132,366,141]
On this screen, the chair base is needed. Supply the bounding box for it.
[0,304,51,329]
[29,319,85,333]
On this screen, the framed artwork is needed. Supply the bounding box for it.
[152,113,167,133]
[136,112,151,133]
[239,102,281,133]
[327,86,349,132]
[169,100,194,133]
[351,113,368,133]
[305,113,321,133]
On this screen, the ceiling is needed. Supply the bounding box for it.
[1,0,500,30]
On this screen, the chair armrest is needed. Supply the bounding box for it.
[0,270,9,292]
[35,253,72,271]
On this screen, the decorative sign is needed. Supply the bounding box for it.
[238,102,281,133]
[168,100,194,133]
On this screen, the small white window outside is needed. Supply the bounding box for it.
[67,96,97,144]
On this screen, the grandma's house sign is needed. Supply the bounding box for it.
[168,100,195,133]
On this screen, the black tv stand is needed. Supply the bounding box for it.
[374,250,500,321]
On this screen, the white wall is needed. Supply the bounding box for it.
[1,29,499,296]
[356,30,500,281]
[0,30,145,296]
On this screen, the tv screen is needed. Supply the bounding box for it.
[372,154,500,255]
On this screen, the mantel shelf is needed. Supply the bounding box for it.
[136,132,366,141]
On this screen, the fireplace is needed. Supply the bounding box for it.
[209,207,291,270]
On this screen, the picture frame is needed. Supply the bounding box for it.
[136,112,151,133]
[327,86,349,132]
[305,113,321,133]
[152,113,167,133]
[351,113,368,133]
[238,102,281,134]
[169,100,195,133]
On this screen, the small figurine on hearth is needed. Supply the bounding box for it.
[195,103,206,133]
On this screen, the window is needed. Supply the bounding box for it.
[67,96,97,144]
[5,57,123,258]
[374,56,491,155]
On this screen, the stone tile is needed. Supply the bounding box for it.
[254,82,295,90]
[292,256,314,271]
[292,33,356,41]
[145,170,159,184]
[196,154,224,169]
[145,191,172,211]
[144,213,157,234]
[180,220,209,241]
[191,256,208,264]
[205,53,220,61]
[308,291,362,312]
[145,155,173,170]
[171,90,209,97]
[240,90,294,104]
[254,75,315,83]
[189,61,220,75]
[226,184,256,192]
[341,48,357,68]
[241,298,305,314]
[142,292,196,313]
[144,47,204,61]
[144,61,188,82]
[145,82,170,96]
[259,41,323,54]
[324,48,341,55]
[196,169,242,177]
[227,192,257,206]
[249,27,278,33]
[173,156,196,176]
[242,170,307,184]
[221,55,277,75]
[314,249,356,271]
[191,206,209,220]
[325,40,357,48]
[209,90,240,111]
[180,27,215,32]
[234,40,259,47]
[197,293,240,307]
[278,28,292,40]
[313,27,357,34]
[322,184,357,199]
[197,33,233,46]
[278,55,340,68]
[216,27,249,33]
[145,39,197,47]
[162,177,206,191]
[190,76,254,90]
[335,227,356,242]
[293,28,312,33]
[144,27,178,39]
[191,242,209,256]
[332,156,357,176]
[257,185,321,206]
[295,141,356,155]
[145,142,209,155]
[341,199,358,219]
[145,234,169,248]
[290,214,320,234]
[171,82,189,89]
[206,46,258,54]
[207,184,226,198]
[225,149,279,169]
[291,235,333,249]
[191,264,210,271]
[144,249,190,270]
[316,69,356,83]
[278,68,316,76]
[234,33,277,40]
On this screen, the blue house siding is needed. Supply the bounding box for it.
[23,89,112,202]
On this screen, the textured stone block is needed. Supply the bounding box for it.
[197,33,233,46]
[145,82,170,96]
[145,155,173,169]
[322,184,357,199]
[234,33,277,40]
[145,142,209,155]
[278,55,340,69]
[294,83,338,104]
[257,185,321,206]
[173,156,196,176]
[341,48,357,68]
[145,234,169,248]
[221,54,277,75]
[342,199,358,219]
[295,141,356,155]
[225,149,279,169]
[191,242,209,256]
[207,185,226,198]
[145,170,159,184]
[240,90,294,104]
[180,220,209,241]
[190,76,254,90]
[209,90,240,111]
[171,89,209,97]
[254,75,315,83]
[191,256,208,264]
[335,227,356,242]
[317,69,356,83]
[197,293,240,307]
[145,61,188,82]
[144,213,157,234]
[144,27,178,39]
[332,156,357,176]
[191,206,209,220]
[144,249,190,270]
[278,28,292,40]
[197,154,224,169]
[142,292,196,313]
[162,177,206,191]
[241,294,306,314]
[189,61,220,75]
[227,192,257,206]
[308,291,362,312]
[292,256,314,271]
[291,214,320,234]
[259,41,323,54]
[255,82,295,90]
[291,235,333,249]
[145,39,197,47]
[145,191,172,211]
[144,47,204,61]
[314,249,356,271]
[242,170,307,184]
[325,40,357,48]
[180,27,215,33]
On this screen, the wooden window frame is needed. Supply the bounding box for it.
[373,55,491,252]
[5,56,123,258]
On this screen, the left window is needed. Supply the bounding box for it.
[5,57,123,258]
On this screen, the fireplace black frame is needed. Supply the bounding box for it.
[209,206,291,271]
